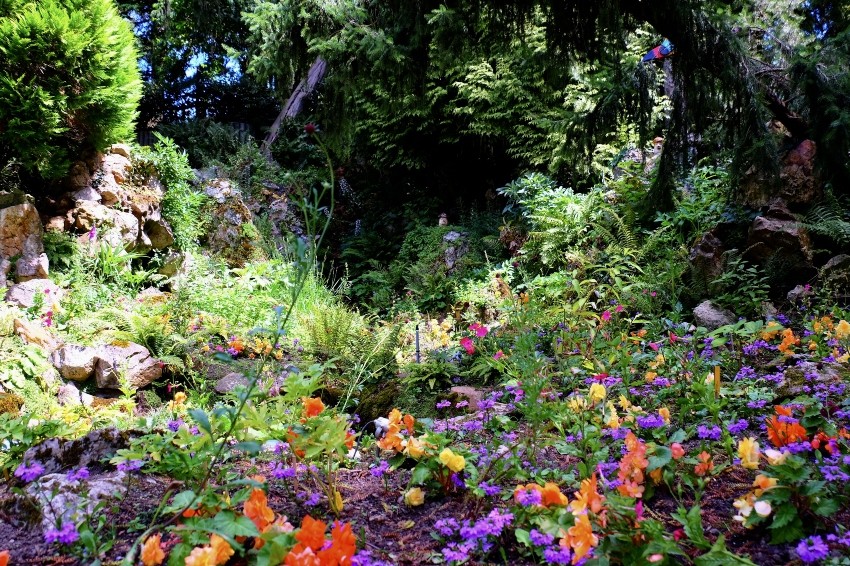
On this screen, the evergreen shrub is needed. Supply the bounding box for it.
[0,0,141,181]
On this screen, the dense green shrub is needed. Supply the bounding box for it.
[134,134,209,250]
[0,0,141,181]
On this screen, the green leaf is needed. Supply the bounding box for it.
[647,446,672,472]
[232,441,261,454]
[189,409,212,435]
[411,463,432,485]
[694,536,757,565]
[515,528,530,547]
[212,510,260,538]
[164,490,197,514]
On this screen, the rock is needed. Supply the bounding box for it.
[57,381,83,406]
[443,231,469,272]
[204,178,237,203]
[214,372,250,394]
[64,161,92,192]
[41,366,59,387]
[787,284,812,303]
[0,202,43,259]
[15,252,49,281]
[450,386,485,410]
[779,139,820,206]
[776,362,845,399]
[0,257,10,288]
[51,345,99,381]
[820,254,850,302]
[689,231,726,285]
[356,380,403,424]
[145,218,174,249]
[693,300,736,330]
[21,427,132,476]
[72,186,102,203]
[100,209,141,248]
[44,216,68,233]
[194,167,221,185]
[109,143,132,158]
[746,201,813,267]
[4,278,62,308]
[0,188,29,209]
[95,342,162,389]
[72,200,112,231]
[14,317,59,352]
[157,251,184,277]
[27,471,127,531]
[135,287,167,303]
[208,197,263,266]
[98,179,125,207]
[100,153,131,185]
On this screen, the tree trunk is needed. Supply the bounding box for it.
[261,57,328,157]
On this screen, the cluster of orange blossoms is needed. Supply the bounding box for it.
[0,550,9,566]
[284,516,357,566]
[617,432,649,498]
[766,405,808,448]
[376,408,416,453]
[777,328,799,355]
[513,482,569,507]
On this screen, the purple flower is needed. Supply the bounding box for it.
[530,529,555,547]
[796,535,829,563]
[455,400,469,409]
[370,460,390,478]
[15,461,45,483]
[167,419,184,432]
[636,414,665,429]
[543,545,572,564]
[735,366,757,380]
[697,424,722,441]
[44,522,79,545]
[516,487,542,506]
[434,518,460,537]
[117,459,144,473]
[352,550,394,566]
[747,399,768,409]
[65,467,90,482]
[478,482,501,496]
[727,419,749,435]
[442,543,470,563]
[271,463,297,479]
[436,400,452,409]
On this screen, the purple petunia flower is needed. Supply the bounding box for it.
[370,460,390,478]
[544,545,572,564]
[44,522,79,545]
[516,488,542,506]
[636,414,666,429]
[796,535,830,563]
[530,529,555,547]
[698,424,722,441]
[15,461,45,483]
[65,467,90,482]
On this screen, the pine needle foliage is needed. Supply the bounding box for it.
[0,0,141,181]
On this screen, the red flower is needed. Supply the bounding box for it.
[304,123,317,135]
[459,337,475,355]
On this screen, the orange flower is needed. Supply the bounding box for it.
[777,328,799,355]
[318,521,357,566]
[540,482,569,507]
[403,413,415,434]
[344,431,356,450]
[210,534,234,565]
[296,515,328,552]
[563,513,598,564]
[185,546,217,566]
[284,546,321,566]
[141,534,165,566]
[694,451,714,477]
[617,432,648,498]
[0,550,10,566]
[303,397,325,418]
[670,443,685,460]
[766,406,808,448]
[244,488,275,532]
[571,474,605,515]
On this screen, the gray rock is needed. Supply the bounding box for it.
[100,209,141,248]
[51,345,99,382]
[0,257,10,289]
[27,471,127,531]
[72,186,102,203]
[158,251,184,278]
[693,300,736,330]
[214,372,249,394]
[21,427,132,476]
[4,278,62,308]
[145,218,174,249]
[109,143,132,159]
[57,381,82,406]
[0,202,43,258]
[787,284,812,303]
[41,366,59,387]
[72,200,112,231]
[101,153,131,185]
[15,253,49,281]
[95,342,162,389]
[204,179,236,203]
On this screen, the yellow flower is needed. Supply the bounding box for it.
[185,546,217,566]
[568,395,587,412]
[405,436,426,459]
[836,320,850,339]
[605,402,620,429]
[439,448,465,472]
[404,487,425,506]
[658,407,670,425]
[644,371,657,383]
[738,437,760,470]
[763,449,788,466]
[588,383,606,404]
[618,395,632,410]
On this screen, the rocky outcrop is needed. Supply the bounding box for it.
[14,317,59,352]
[746,200,813,271]
[741,139,820,209]
[4,278,62,308]
[50,345,99,382]
[214,372,250,394]
[94,342,162,389]
[693,300,736,330]
[28,471,128,532]
[207,192,263,267]
[689,230,726,285]
[0,201,49,283]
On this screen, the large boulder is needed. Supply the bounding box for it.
[208,195,263,267]
[95,342,162,389]
[50,345,99,382]
[4,278,62,308]
[741,139,820,209]
[819,254,850,303]
[689,230,726,285]
[15,253,49,281]
[0,202,43,259]
[693,300,736,330]
[144,218,175,249]
[21,428,132,476]
[14,317,59,353]
[746,200,813,267]
[28,471,127,532]
[99,209,141,248]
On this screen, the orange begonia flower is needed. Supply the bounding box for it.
[317,521,357,566]
[344,431,356,450]
[284,546,321,566]
[209,534,234,565]
[617,432,648,498]
[694,451,714,477]
[0,550,10,566]
[403,413,415,435]
[564,513,599,564]
[571,474,605,515]
[244,488,275,532]
[766,406,808,448]
[303,397,325,418]
[141,533,165,566]
[295,515,328,552]
[185,546,218,566]
[540,482,569,507]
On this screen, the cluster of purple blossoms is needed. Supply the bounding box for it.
[351,550,394,566]
[167,419,184,432]
[117,459,144,473]
[697,424,722,441]
[543,545,573,564]
[796,535,830,563]
[529,529,555,547]
[735,366,757,380]
[14,461,45,483]
[516,487,543,506]
[436,509,514,563]
[478,482,501,496]
[44,522,79,545]
[436,400,452,409]
[727,419,749,436]
[742,340,775,356]
[65,467,90,482]
[271,463,300,479]
[636,414,666,429]
[369,460,390,478]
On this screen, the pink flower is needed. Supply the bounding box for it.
[601,310,611,322]
[459,337,475,355]
[615,305,624,313]
[493,350,504,360]
[304,123,317,135]
[469,323,489,338]
[635,499,644,521]
[648,342,660,352]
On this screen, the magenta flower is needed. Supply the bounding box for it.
[460,337,475,355]
[601,310,611,322]
[304,123,317,135]
[493,350,504,360]
[469,323,488,338]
